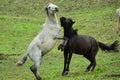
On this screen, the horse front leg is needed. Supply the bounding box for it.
[58,39,68,51]
[66,53,73,72]
[62,51,69,76]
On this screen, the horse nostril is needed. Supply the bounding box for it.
[49,6,51,9]
[55,7,58,12]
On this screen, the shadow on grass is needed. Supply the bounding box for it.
[104,73,120,78]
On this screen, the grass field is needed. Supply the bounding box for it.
[0,0,120,80]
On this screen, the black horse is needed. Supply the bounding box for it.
[58,17,119,76]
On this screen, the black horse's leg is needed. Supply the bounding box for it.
[84,54,96,72]
[84,55,93,72]
[62,51,69,76]
[87,58,96,72]
[90,58,96,71]
[66,53,73,72]
[30,64,42,80]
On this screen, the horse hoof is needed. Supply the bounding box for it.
[37,78,42,80]
[16,61,23,66]
[85,69,89,72]
[62,71,68,76]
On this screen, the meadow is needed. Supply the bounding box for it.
[0,0,120,80]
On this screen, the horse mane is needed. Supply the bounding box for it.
[64,26,78,38]
[73,29,78,35]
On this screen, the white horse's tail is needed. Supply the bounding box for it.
[16,53,28,66]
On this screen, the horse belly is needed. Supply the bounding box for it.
[70,37,91,55]
[28,34,56,55]
[41,37,56,53]
[72,44,89,55]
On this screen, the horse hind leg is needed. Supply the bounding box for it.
[30,64,42,80]
[84,55,92,72]
[16,53,28,66]
[86,40,98,72]
[90,58,96,71]
[29,50,42,80]
[84,54,96,72]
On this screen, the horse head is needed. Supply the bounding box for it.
[45,3,59,16]
[60,17,78,37]
[60,17,75,28]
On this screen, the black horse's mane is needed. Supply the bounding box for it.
[73,28,78,35]
[64,26,78,38]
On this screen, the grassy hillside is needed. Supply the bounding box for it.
[0,0,120,80]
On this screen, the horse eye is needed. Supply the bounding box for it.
[48,7,51,9]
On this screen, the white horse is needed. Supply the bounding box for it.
[16,3,61,80]
[116,8,120,33]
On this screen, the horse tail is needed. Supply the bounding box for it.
[16,52,29,66]
[98,40,119,52]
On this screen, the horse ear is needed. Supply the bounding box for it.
[45,7,48,11]
[44,3,50,11]
[72,21,75,24]
[44,5,48,11]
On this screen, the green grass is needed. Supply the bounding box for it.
[0,0,120,80]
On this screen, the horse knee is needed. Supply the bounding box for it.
[30,65,42,80]
[30,65,37,74]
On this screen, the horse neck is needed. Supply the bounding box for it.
[64,27,75,38]
[64,27,77,38]
[46,14,58,24]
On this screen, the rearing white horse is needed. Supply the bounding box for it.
[16,3,61,80]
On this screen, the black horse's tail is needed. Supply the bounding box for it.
[98,40,119,52]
